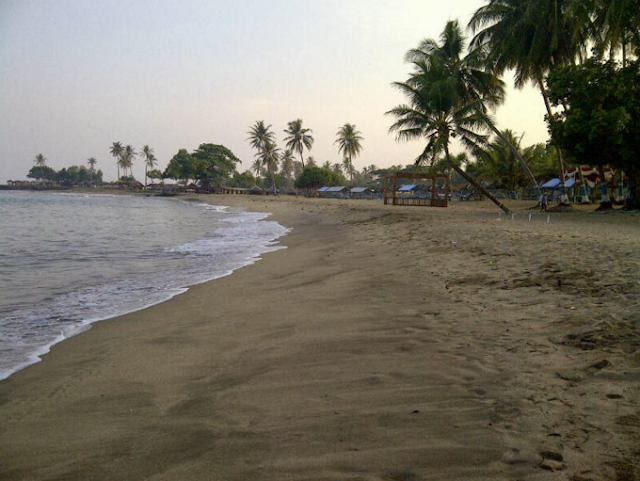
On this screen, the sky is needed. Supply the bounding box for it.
[0,0,549,183]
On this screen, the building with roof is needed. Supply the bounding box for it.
[350,187,374,199]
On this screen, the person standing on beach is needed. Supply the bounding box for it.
[540,193,548,212]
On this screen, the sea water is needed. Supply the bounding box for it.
[0,190,288,381]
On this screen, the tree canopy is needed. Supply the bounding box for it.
[192,143,241,189]
[546,58,640,207]
[294,166,342,191]
[163,143,241,189]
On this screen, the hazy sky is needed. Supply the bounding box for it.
[0,0,548,183]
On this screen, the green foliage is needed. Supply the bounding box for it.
[547,58,640,206]
[334,124,363,167]
[26,165,102,186]
[163,149,194,182]
[388,19,512,214]
[471,131,529,190]
[163,144,241,189]
[27,165,57,182]
[294,167,342,190]
[146,169,163,181]
[192,143,241,189]
[231,170,256,188]
[283,119,314,169]
[547,59,633,169]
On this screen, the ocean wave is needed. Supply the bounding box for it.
[0,194,289,381]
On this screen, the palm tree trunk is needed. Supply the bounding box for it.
[300,152,305,170]
[445,145,511,214]
[538,77,569,204]
[270,166,277,195]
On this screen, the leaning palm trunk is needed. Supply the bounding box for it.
[538,78,569,204]
[445,146,511,214]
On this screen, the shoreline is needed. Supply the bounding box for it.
[0,193,289,382]
[1,195,638,480]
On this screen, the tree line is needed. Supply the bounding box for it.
[25,154,103,187]
[23,1,639,206]
[386,0,640,211]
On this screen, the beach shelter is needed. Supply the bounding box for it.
[350,187,373,199]
[397,184,417,198]
[325,186,349,198]
[541,178,575,200]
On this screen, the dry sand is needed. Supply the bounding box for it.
[0,195,639,480]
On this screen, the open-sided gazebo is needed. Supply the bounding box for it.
[384,173,449,207]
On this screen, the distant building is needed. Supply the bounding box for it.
[324,186,349,198]
[350,187,374,199]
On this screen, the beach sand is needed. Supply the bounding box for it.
[1,195,639,480]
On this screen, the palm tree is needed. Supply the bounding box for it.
[342,157,357,185]
[283,119,314,170]
[258,141,281,194]
[110,142,124,180]
[406,18,539,195]
[247,120,276,154]
[251,158,264,178]
[87,157,97,171]
[140,145,156,187]
[34,153,47,183]
[280,150,295,180]
[306,156,317,168]
[334,124,363,178]
[119,145,136,180]
[475,129,532,192]
[588,0,640,64]
[469,0,586,202]
[387,20,512,214]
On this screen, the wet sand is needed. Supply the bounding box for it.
[1,195,639,480]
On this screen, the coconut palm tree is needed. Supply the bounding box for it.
[110,142,124,180]
[283,119,314,170]
[87,157,97,171]
[247,121,276,155]
[334,124,363,177]
[280,150,295,180]
[306,156,317,168]
[251,158,265,178]
[33,153,47,183]
[387,20,512,214]
[140,145,157,187]
[474,129,533,192]
[119,145,136,180]
[258,141,281,194]
[468,0,587,202]
[406,19,540,195]
[588,0,640,64]
[342,158,357,185]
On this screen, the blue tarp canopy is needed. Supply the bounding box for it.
[398,184,416,191]
[541,178,575,189]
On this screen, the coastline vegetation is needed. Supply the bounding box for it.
[9,1,639,208]
[387,1,640,210]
